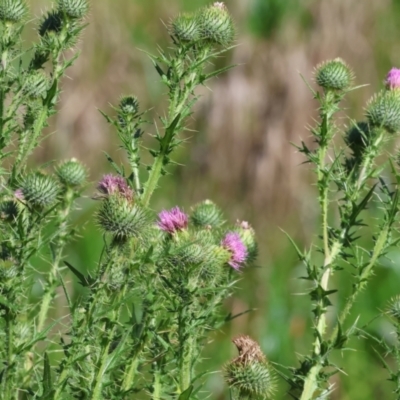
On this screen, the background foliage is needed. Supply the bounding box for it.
[22,0,400,398]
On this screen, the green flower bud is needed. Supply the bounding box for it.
[23,72,48,99]
[315,58,353,91]
[97,196,150,239]
[57,0,88,19]
[30,47,50,70]
[387,296,400,323]
[225,335,276,400]
[20,172,60,208]
[171,13,199,42]
[366,90,400,134]
[119,95,139,115]
[235,221,257,262]
[0,200,18,222]
[198,3,235,47]
[55,158,87,187]
[191,199,224,228]
[0,0,27,24]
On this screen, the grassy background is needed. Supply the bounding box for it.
[25,0,400,398]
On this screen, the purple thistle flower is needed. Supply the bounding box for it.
[221,232,248,270]
[386,68,400,90]
[97,174,133,200]
[157,206,188,233]
[14,189,24,201]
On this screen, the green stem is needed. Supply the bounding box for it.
[91,340,112,400]
[152,364,162,400]
[179,335,194,392]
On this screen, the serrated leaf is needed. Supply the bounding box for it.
[179,385,193,400]
[64,261,93,287]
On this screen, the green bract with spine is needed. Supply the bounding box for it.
[55,159,87,187]
[315,58,353,91]
[171,13,199,42]
[224,361,276,400]
[366,90,400,133]
[97,196,150,239]
[119,95,139,116]
[198,3,235,47]
[191,200,224,228]
[57,0,88,19]
[0,200,18,222]
[23,72,48,99]
[20,173,60,208]
[0,0,26,24]
[387,296,400,323]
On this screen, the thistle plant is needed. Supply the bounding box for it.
[0,1,261,399]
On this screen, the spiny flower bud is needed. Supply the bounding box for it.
[385,68,400,91]
[22,72,48,99]
[191,199,224,228]
[171,13,200,42]
[0,0,27,24]
[158,206,188,234]
[386,296,400,323]
[366,90,400,134]
[119,95,139,115]
[19,172,60,208]
[344,121,372,156]
[221,232,247,270]
[315,58,353,91]
[55,158,87,187]
[224,335,276,400]
[0,200,18,222]
[57,0,88,19]
[235,221,257,262]
[198,2,235,47]
[97,197,150,239]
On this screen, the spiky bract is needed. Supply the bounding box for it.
[366,90,400,133]
[55,159,87,187]
[0,200,18,222]
[0,0,26,23]
[191,199,224,228]
[171,13,199,43]
[97,197,150,239]
[119,95,139,115]
[197,3,235,47]
[23,72,48,99]
[20,173,60,208]
[39,11,63,37]
[315,58,353,91]
[235,221,257,262]
[57,0,88,19]
[387,296,400,323]
[344,121,372,156]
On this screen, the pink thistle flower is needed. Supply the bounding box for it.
[221,232,248,270]
[97,174,133,200]
[14,189,24,201]
[157,206,188,233]
[385,68,400,90]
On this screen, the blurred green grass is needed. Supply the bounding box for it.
[26,0,400,398]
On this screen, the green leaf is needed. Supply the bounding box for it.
[64,261,93,287]
[179,385,193,400]
[40,352,55,400]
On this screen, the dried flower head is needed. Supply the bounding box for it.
[97,174,133,200]
[157,206,188,233]
[221,232,248,270]
[232,335,266,364]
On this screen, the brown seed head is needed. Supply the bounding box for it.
[232,334,266,364]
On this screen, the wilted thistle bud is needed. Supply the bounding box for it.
[0,200,18,222]
[97,196,150,239]
[224,335,276,400]
[191,199,224,228]
[385,68,400,91]
[22,72,48,99]
[198,2,235,47]
[57,0,88,19]
[235,221,257,262]
[0,0,27,24]
[39,11,63,37]
[171,13,199,42]
[386,296,400,323]
[315,58,353,91]
[19,172,60,208]
[366,90,400,134]
[344,121,372,157]
[55,159,87,187]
